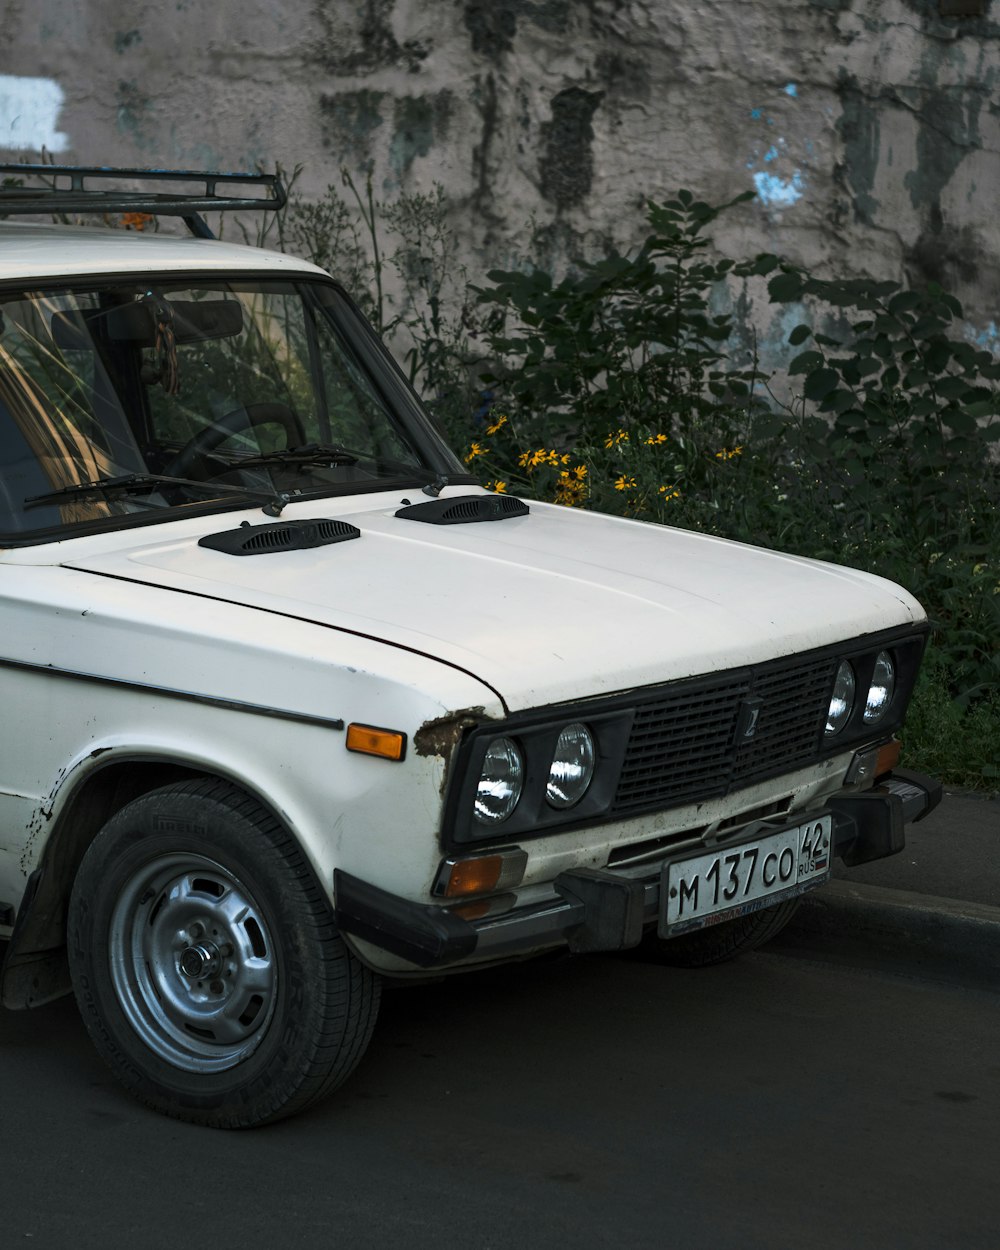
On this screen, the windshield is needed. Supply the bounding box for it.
[0,276,464,540]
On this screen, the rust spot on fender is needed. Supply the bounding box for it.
[413,707,487,759]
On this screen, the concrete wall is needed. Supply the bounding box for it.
[2,1,998,346]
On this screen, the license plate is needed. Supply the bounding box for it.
[660,815,832,936]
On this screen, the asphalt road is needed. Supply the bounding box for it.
[0,934,995,1249]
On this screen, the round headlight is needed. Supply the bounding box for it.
[826,660,856,735]
[863,650,896,724]
[474,737,523,824]
[546,722,596,809]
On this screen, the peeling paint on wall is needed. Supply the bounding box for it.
[539,86,603,210]
[0,1,998,332]
[464,0,570,59]
[320,90,386,165]
[389,91,453,180]
[115,79,152,148]
[0,75,69,152]
[834,71,881,227]
[313,0,430,75]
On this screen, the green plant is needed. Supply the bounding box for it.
[901,647,1000,788]
[472,192,768,464]
[760,266,1000,707]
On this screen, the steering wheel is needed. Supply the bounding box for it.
[164,402,306,480]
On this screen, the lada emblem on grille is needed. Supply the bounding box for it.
[736,697,763,741]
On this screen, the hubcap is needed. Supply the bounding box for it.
[180,943,222,979]
[108,852,277,1073]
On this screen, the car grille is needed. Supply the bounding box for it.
[612,654,837,814]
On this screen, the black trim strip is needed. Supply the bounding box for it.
[0,655,344,731]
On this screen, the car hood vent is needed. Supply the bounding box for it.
[395,494,529,525]
[199,517,361,555]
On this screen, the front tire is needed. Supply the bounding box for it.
[68,779,380,1128]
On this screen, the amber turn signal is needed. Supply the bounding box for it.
[875,738,902,777]
[346,723,406,761]
[434,848,528,898]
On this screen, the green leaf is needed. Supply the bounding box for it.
[824,389,859,414]
[912,315,948,340]
[943,409,978,435]
[870,335,893,359]
[923,340,954,374]
[788,323,812,346]
[751,252,780,275]
[873,314,904,335]
[888,290,923,315]
[768,271,806,302]
[753,416,786,439]
[934,376,972,400]
[803,368,841,401]
[788,350,825,375]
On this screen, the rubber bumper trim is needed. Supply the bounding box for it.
[829,769,940,867]
[334,868,478,968]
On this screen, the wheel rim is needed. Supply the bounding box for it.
[108,852,278,1073]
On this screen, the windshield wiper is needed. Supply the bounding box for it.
[25,472,295,517]
[233,443,360,470]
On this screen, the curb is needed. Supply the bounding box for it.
[782,880,1000,990]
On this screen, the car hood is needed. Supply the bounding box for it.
[61,492,926,712]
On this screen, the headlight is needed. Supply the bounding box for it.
[863,650,895,724]
[546,722,596,809]
[826,660,856,735]
[474,736,523,824]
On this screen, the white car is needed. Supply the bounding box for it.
[0,166,940,1127]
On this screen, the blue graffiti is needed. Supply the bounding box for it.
[784,83,798,98]
[968,320,999,350]
[754,170,805,207]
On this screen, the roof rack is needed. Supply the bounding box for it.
[0,165,286,238]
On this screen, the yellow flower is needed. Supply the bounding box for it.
[464,442,487,463]
[555,467,587,508]
[519,447,571,471]
[658,486,681,500]
[614,475,636,492]
[714,446,744,460]
[488,480,507,493]
[645,433,668,445]
[485,414,508,436]
[605,428,629,449]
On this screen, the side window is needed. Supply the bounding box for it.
[0,294,142,529]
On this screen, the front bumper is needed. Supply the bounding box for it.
[334,768,942,971]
